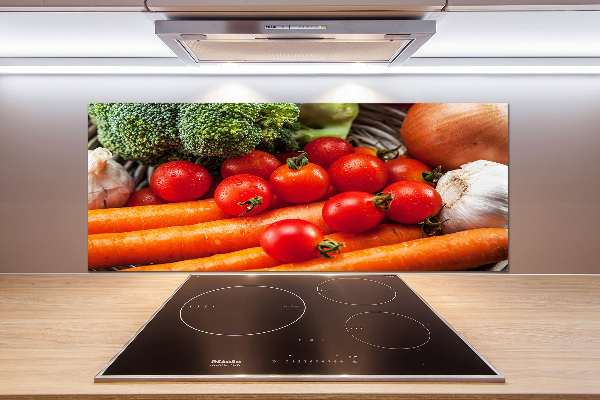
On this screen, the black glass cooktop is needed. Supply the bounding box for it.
[95,274,504,382]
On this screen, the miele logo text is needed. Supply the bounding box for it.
[210,359,242,367]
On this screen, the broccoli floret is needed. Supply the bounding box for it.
[88,103,112,129]
[89,103,182,165]
[255,103,301,154]
[88,102,302,168]
[255,123,300,154]
[177,103,263,158]
[293,103,359,145]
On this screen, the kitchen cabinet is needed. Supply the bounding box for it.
[1,273,598,399]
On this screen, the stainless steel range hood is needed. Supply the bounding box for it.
[155,20,436,67]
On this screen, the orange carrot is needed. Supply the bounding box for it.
[88,201,332,270]
[122,246,280,272]
[121,223,423,272]
[252,228,508,272]
[88,195,290,234]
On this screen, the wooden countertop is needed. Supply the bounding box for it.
[0,273,598,400]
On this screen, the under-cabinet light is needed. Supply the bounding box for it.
[0,58,599,75]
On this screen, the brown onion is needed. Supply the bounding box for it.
[399,103,508,171]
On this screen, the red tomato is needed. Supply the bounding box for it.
[384,181,443,224]
[125,187,170,207]
[269,154,330,204]
[150,161,212,202]
[328,153,389,194]
[274,152,301,165]
[214,174,273,217]
[260,219,325,263]
[353,147,377,157]
[318,185,339,201]
[386,158,434,186]
[322,191,390,233]
[302,137,355,170]
[220,150,282,181]
[198,178,223,200]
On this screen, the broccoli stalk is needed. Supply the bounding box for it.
[293,103,359,145]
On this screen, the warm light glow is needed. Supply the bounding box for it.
[195,82,272,102]
[311,83,392,103]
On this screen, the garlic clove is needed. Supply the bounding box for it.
[88,147,112,175]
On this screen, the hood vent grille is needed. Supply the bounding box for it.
[182,39,412,63]
[156,20,435,67]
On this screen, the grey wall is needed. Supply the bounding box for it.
[1,73,599,273]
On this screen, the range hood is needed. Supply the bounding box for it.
[155,19,436,67]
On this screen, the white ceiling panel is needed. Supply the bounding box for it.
[0,12,173,57]
[412,11,600,57]
[0,10,598,59]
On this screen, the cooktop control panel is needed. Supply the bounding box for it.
[95,273,504,382]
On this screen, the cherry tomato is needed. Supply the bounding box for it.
[353,147,377,157]
[274,152,301,165]
[150,161,212,202]
[355,146,406,161]
[322,191,391,233]
[260,219,325,263]
[214,174,273,217]
[125,187,170,207]
[384,181,443,224]
[318,185,339,201]
[328,153,389,194]
[386,158,435,187]
[269,154,330,204]
[198,178,223,200]
[220,150,282,181]
[302,137,355,170]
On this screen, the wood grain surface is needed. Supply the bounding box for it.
[0,273,598,400]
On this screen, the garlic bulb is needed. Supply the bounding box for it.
[88,148,135,210]
[436,160,508,234]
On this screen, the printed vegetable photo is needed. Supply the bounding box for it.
[87,103,508,272]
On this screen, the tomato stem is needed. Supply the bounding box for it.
[287,152,309,170]
[376,145,403,161]
[421,204,448,237]
[237,195,263,216]
[372,191,394,211]
[317,238,345,259]
[423,166,443,185]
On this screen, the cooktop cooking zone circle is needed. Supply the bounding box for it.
[317,277,397,305]
[345,311,431,350]
[180,285,306,336]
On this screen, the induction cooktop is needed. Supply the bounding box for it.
[95,273,504,382]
